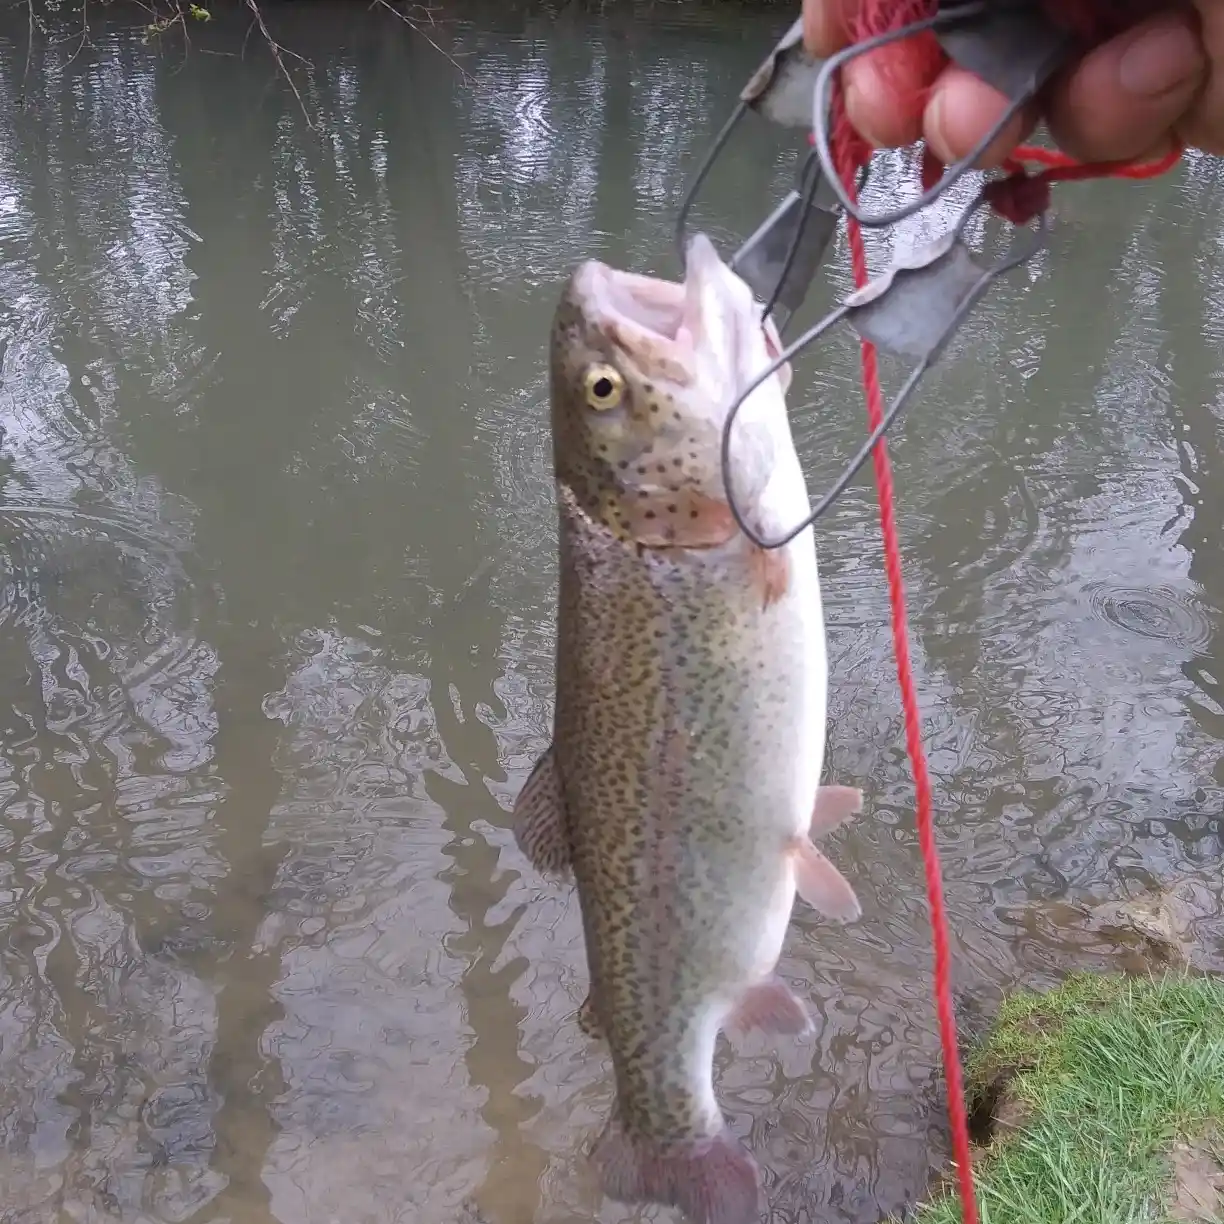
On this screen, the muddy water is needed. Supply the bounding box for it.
[0,3,1219,1223]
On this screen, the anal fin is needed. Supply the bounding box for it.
[511,744,571,879]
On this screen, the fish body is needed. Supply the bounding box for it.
[513,235,862,1224]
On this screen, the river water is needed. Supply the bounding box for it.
[0,3,1220,1223]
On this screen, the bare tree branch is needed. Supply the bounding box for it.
[13,0,472,126]
[368,0,471,84]
[66,0,90,66]
[20,0,35,107]
[242,0,315,130]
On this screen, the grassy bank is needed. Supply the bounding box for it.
[914,973,1224,1224]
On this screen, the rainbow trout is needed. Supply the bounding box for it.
[513,234,862,1224]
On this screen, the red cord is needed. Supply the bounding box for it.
[823,53,1183,1224]
[829,99,981,1224]
[808,6,1188,1216]
[920,143,1185,225]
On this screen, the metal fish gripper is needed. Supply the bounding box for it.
[674,17,863,334]
[716,189,1047,549]
[676,1,1082,544]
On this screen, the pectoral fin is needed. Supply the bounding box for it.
[790,837,861,923]
[749,545,790,610]
[511,744,572,879]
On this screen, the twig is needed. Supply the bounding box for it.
[242,0,315,130]
[65,0,90,67]
[368,0,471,84]
[19,0,34,107]
[130,0,192,63]
[15,0,468,123]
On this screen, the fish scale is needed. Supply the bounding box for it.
[513,234,864,1224]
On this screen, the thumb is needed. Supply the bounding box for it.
[1047,13,1207,162]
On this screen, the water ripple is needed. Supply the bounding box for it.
[0,501,201,681]
[0,8,1218,1224]
[1085,581,1215,652]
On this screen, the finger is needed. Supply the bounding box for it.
[804,0,853,58]
[1129,135,1181,162]
[842,41,933,148]
[1176,0,1224,155]
[923,67,1038,167]
[1047,13,1207,162]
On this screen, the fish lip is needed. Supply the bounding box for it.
[569,259,695,376]
[569,236,744,386]
[570,260,685,329]
[683,231,723,283]
[571,234,724,342]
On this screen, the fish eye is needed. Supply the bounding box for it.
[584,364,624,410]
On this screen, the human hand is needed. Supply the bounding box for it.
[801,0,1222,165]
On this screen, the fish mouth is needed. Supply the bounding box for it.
[569,234,738,383]
[570,262,689,367]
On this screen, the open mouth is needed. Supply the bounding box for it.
[574,261,688,343]
[569,259,703,386]
[570,236,785,389]
[571,235,734,374]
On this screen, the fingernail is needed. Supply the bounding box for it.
[1119,22,1202,97]
[844,79,886,149]
[925,90,950,161]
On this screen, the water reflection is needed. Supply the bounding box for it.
[0,4,1219,1223]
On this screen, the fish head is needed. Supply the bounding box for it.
[550,234,792,549]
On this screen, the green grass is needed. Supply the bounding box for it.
[911,973,1224,1224]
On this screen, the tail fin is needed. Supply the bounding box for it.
[591,1116,763,1224]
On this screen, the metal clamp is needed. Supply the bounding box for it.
[675,19,851,328]
[718,188,1049,549]
[676,2,1075,534]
